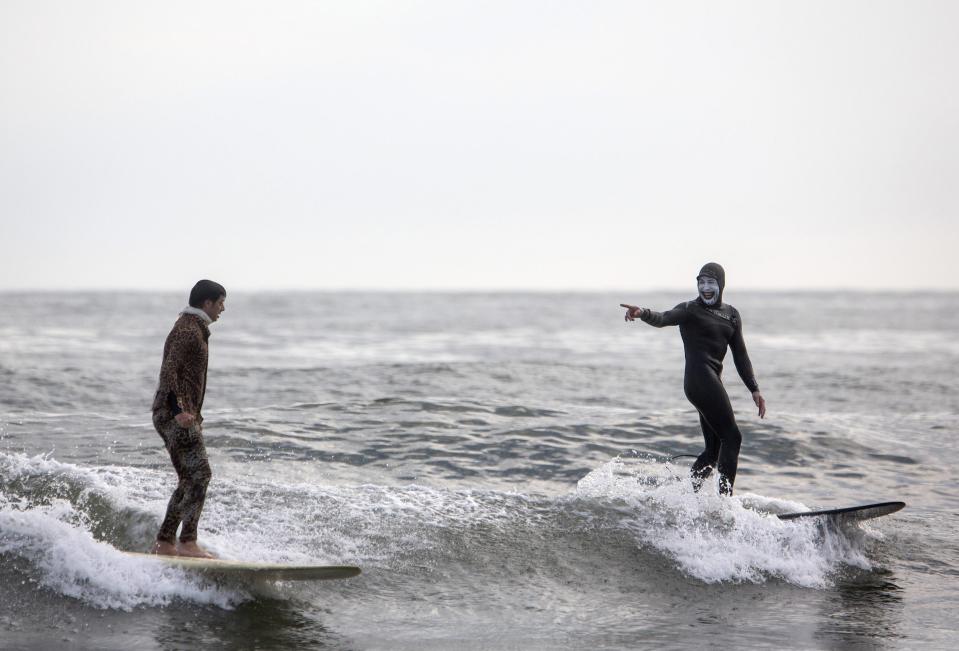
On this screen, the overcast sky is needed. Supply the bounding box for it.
[1,1,956,291]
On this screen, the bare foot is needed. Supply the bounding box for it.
[151,540,178,556]
[176,541,215,559]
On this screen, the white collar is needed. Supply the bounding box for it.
[180,306,213,324]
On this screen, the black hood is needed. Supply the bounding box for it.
[696,262,725,306]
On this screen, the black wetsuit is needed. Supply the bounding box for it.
[639,269,758,495]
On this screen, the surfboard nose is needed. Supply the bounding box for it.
[776,501,905,522]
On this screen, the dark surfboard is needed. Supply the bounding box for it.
[777,501,905,522]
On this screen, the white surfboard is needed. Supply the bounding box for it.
[123,551,361,581]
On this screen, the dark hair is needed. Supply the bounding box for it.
[189,280,226,308]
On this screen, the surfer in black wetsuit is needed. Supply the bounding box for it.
[620,263,766,496]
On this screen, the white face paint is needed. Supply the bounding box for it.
[698,277,720,305]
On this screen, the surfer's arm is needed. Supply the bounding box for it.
[638,302,689,328]
[730,316,765,417]
[729,310,759,393]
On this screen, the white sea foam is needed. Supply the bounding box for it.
[0,452,251,610]
[1,445,882,616]
[0,499,246,611]
[574,457,873,588]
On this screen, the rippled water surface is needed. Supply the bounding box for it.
[1,291,957,649]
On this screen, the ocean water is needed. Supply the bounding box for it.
[1,290,957,650]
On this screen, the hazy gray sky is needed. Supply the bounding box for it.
[2,1,956,290]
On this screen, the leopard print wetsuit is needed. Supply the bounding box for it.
[152,313,213,543]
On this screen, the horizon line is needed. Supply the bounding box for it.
[0,286,956,294]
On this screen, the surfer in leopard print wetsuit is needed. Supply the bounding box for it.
[621,263,766,495]
[150,280,226,558]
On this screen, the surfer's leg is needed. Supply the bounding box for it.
[715,422,742,496]
[154,414,211,544]
[687,373,742,495]
[701,393,741,496]
[172,428,211,543]
[690,412,720,491]
[685,374,721,491]
[154,412,183,545]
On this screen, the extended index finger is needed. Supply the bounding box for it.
[619,303,637,309]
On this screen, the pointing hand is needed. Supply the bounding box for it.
[620,303,643,322]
